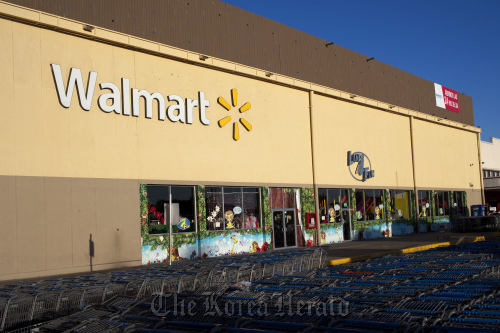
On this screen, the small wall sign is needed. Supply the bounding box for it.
[347,151,375,182]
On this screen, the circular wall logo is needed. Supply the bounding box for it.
[178,218,190,230]
[347,151,375,182]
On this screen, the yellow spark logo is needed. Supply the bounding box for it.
[217,89,252,141]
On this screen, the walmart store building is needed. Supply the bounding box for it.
[0,0,484,281]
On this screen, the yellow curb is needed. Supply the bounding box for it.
[328,236,485,266]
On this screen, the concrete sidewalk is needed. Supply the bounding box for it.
[324,231,499,265]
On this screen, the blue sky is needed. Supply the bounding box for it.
[223,0,500,141]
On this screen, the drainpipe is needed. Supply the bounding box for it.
[409,116,420,233]
[308,90,321,245]
[477,133,485,205]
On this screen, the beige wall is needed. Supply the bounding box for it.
[312,94,415,189]
[0,20,314,185]
[412,118,481,192]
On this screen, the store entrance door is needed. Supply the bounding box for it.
[272,209,297,249]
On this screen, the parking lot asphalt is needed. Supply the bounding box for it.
[324,231,499,264]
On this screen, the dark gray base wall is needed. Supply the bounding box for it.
[0,176,142,281]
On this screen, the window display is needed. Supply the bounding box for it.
[205,187,260,231]
[147,185,196,234]
[318,188,349,223]
[355,189,385,221]
[435,191,450,216]
[418,190,431,218]
[453,191,467,216]
[389,190,412,219]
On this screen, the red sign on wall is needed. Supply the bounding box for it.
[434,83,459,113]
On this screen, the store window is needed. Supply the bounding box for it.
[205,187,260,231]
[389,190,412,219]
[355,189,385,221]
[453,191,467,216]
[418,190,432,218]
[435,191,450,216]
[318,188,350,223]
[147,185,196,234]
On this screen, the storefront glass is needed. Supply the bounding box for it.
[205,187,261,231]
[453,191,467,216]
[147,185,196,234]
[418,190,432,218]
[389,190,412,219]
[355,189,385,221]
[435,191,450,216]
[318,188,349,223]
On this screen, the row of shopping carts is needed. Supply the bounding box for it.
[0,247,326,332]
[3,241,500,332]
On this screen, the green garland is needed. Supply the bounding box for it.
[261,187,272,236]
[321,222,343,230]
[299,187,315,245]
[172,233,197,249]
[202,229,264,239]
[384,189,391,221]
[410,190,417,223]
[196,185,208,242]
[350,189,357,222]
[392,218,414,226]
[197,185,207,233]
[430,190,436,220]
[300,187,315,226]
[144,234,169,250]
[304,228,316,238]
[140,184,149,239]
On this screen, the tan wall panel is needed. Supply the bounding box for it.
[112,47,139,180]
[466,189,483,207]
[94,179,120,265]
[12,21,44,177]
[64,36,97,179]
[41,29,71,178]
[413,119,481,190]
[16,176,46,273]
[0,19,15,176]
[312,95,414,188]
[130,52,313,185]
[70,178,96,268]
[44,177,73,270]
[117,180,141,262]
[4,22,313,186]
[0,176,17,275]
[90,42,119,180]
[0,176,142,280]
